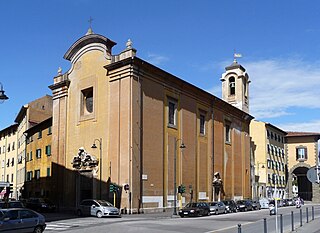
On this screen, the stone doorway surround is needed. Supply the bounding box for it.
[288,162,318,201]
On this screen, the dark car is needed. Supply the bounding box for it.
[25,198,56,212]
[77,199,121,218]
[0,208,46,233]
[0,201,24,209]
[251,200,261,210]
[236,200,253,211]
[178,202,210,217]
[222,200,237,213]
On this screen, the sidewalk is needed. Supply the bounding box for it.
[290,217,320,233]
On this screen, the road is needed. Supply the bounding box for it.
[44,204,320,233]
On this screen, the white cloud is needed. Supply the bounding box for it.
[204,57,320,133]
[279,120,320,133]
[146,53,169,66]
[206,85,221,97]
[246,58,320,119]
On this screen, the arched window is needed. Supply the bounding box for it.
[229,77,235,95]
[243,79,247,97]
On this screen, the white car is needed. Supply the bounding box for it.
[208,201,227,215]
[77,199,121,218]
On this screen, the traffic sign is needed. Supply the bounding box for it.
[306,166,320,183]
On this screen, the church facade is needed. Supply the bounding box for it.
[49,29,253,212]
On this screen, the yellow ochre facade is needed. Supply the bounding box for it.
[49,30,253,212]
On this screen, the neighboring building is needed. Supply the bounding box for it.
[14,95,53,199]
[285,132,320,201]
[24,117,53,199]
[49,29,253,212]
[250,120,287,199]
[0,124,18,198]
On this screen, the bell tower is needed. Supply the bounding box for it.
[220,58,250,114]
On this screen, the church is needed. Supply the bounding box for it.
[49,27,253,213]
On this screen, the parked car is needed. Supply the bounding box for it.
[178,202,210,217]
[251,200,261,210]
[77,199,121,218]
[259,198,269,209]
[222,200,237,213]
[0,201,24,209]
[282,199,289,206]
[0,208,46,233]
[236,200,253,211]
[286,198,294,206]
[208,201,226,215]
[25,198,56,212]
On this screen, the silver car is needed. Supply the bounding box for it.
[77,199,121,218]
[0,208,46,233]
[208,201,227,215]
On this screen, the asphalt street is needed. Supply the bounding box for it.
[43,203,320,233]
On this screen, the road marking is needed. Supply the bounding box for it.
[205,221,255,233]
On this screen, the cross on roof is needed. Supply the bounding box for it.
[88,16,93,29]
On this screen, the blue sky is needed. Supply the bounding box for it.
[0,0,319,133]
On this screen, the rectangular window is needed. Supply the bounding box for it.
[35,169,40,179]
[267,159,270,169]
[81,87,94,116]
[27,171,33,181]
[48,126,52,135]
[199,113,205,135]
[45,145,51,156]
[29,151,33,161]
[36,149,41,159]
[168,98,177,127]
[38,130,42,139]
[11,158,14,167]
[225,122,231,143]
[296,147,307,160]
[47,167,51,177]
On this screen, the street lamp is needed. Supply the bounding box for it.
[173,138,186,215]
[92,138,102,199]
[0,82,9,103]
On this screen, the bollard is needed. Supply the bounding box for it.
[291,211,294,232]
[306,207,309,223]
[280,214,283,233]
[312,206,314,220]
[264,218,267,233]
[238,224,241,233]
[300,209,303,227]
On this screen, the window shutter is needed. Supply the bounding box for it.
[296,148,299,160]
[305,148,308,160]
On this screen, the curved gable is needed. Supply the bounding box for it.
[64,33,116,61]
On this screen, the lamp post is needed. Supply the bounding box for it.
[173,138,186,215]
[92,138,102,199]
[0,82,9,103]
